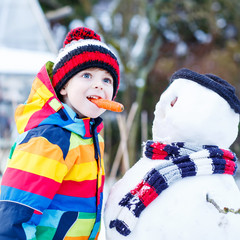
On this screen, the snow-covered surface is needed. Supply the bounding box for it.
[104,77,240,239]
[0,47,55,75]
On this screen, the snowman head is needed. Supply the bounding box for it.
[152,68,240,148]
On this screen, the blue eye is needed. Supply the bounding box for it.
[82,73,91,78]
[103,78,112,84]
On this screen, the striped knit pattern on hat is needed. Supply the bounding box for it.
[109,141,237,236]
[170,68,240,113]
[52,27,120,99]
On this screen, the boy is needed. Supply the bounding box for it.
[0,27,120,240]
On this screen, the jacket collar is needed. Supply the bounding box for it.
[15,61,103,138]
[62,103,103,138]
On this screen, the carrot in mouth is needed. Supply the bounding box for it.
[89,98,124,112]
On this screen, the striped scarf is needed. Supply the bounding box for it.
[109,141,237,236]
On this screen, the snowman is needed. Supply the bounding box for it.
[104,68,240,240]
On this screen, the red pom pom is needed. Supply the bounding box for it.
[63,27,101,47]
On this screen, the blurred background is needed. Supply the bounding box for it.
[0,0,240,186]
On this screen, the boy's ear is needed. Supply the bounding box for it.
[60,86,67,96]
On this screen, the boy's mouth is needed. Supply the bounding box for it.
[87,96,102,100]
[87,96,103,104]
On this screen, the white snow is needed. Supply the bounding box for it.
[104,75,240,240]
[152,79,239,148]
[0,47,55,75]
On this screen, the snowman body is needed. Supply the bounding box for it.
[104,76,240,240]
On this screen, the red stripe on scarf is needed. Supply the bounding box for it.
[130,181,158,207]
[221,149,236,174]
[151,142,168,159]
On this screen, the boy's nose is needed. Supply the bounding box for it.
[92,79,103,90]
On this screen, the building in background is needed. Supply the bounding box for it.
[0,0,57,170]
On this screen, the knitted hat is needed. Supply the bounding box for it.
[170,68,240,114]
[52,27,120,99]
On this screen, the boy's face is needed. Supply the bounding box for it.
[60,68,114,118]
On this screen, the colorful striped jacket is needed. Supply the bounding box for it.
[0,62,105,240]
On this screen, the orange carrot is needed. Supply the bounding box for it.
[89,98,124,112]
